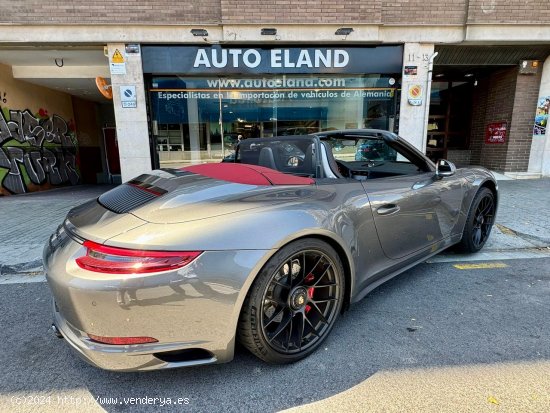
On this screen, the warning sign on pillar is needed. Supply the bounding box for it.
[110,49,126,75]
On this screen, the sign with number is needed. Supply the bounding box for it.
[120,85,137,108]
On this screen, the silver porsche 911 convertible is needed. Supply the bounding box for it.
[44,129,497,371]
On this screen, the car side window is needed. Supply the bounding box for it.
[323,137,429,180]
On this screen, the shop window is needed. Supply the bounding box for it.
[427,81,473,162]
[148,75,399,168]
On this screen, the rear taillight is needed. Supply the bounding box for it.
[88,334,158,345]
[76,241,202,274]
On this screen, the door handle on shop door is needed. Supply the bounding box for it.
[377,204,400,215]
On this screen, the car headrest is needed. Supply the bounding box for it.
[258,147,277,170]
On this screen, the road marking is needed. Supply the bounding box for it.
[453,262,508,270]
[496,223,517,236]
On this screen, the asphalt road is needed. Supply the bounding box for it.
[1,257,549,412]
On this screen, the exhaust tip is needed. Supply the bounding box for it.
[51,323,63,339]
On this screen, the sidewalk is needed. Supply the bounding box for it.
[430,176,550,263]
[475,177,550,249]
[0,185,114,277]
[0,178,549,278]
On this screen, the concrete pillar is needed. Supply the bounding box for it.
[108,43,152,182]
[528,55,550,176]
[398,43,435,152]
[187,97,202,162]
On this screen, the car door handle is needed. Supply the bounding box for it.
[377,204,400,215]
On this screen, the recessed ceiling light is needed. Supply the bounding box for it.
[464,73,474,77]
[261,28,277,36]
[191,29,209,37]
[335,28,354,36]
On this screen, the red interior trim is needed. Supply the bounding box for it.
[182,163,314,186]
[126,181,166,196]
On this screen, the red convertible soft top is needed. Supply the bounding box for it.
[182,163,315,186]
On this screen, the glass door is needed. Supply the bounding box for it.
[427,81,473,162]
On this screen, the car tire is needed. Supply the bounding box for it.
[457,187,496,253]
[238,238,345,364]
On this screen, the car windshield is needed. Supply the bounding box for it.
[234,136,317,177]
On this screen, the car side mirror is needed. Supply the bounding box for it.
[436,159,456,178]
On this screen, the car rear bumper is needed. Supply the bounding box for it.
[44,229,272,371]
[51,300,221,371]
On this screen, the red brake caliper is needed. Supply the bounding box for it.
[304,273,315,313]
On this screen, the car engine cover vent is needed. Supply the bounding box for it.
[98,183,162,214]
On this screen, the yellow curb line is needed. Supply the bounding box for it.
[453,262,509,270]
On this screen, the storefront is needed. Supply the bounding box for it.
[142,45,403,168]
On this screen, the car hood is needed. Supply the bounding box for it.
[97,168,317,224]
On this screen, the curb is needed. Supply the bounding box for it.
[426,247,550,264]
[0,259,43,276]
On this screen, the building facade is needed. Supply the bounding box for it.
[1,1,550,194]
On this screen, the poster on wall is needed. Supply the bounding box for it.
[485,121,507,144]
[533,96,549,135]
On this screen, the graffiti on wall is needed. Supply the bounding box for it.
[0,107,79,195]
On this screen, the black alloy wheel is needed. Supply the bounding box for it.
[458,187,496,253]
[238,239,345,363]
[472,192,495,249]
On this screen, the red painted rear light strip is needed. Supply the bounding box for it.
[126,182,166,196]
